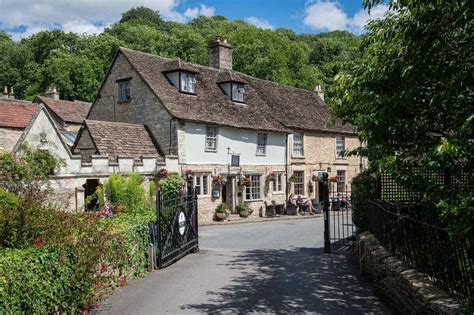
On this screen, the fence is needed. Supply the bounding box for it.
[367,200,472,304]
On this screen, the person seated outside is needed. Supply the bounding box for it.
[286,194,297,215]
[331,193,341,211]
[296,195,308,214]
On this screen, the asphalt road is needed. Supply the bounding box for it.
[99,217,393,314]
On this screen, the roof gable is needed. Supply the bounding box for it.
[35,96,92,124]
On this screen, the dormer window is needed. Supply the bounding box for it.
[180,72,196,94]
[232,83,245,102]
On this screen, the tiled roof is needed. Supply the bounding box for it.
[0,99,38,129]
[83,119,162,161]
[36,96,91,124]
[119,47,354,134]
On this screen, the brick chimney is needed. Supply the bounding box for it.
[208,35,232,70]
[45,86,60,100]
[314,84,324,101]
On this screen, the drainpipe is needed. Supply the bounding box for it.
[285,132,289,201]
[168,117,178,156]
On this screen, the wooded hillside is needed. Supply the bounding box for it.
[0,7,360,102]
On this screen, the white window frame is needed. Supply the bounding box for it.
[272,172,283,193]
[179,72,196,94]
[194,174,210,196]
[294,171,304,195]
[231,83,245,103]
[336,135,345,158]
[337,170,345,193]
[245,174,261,200]
[205,126,218,152]
[256,133,267,155]
[118,81,131,102]
[293,132,304,157]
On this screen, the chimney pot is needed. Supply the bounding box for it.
[314,84,324,101]
[45,86,60,100]
[2,86,8,98]
[8,86,15,99]
[208,36,232,70]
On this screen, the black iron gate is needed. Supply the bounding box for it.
[321,175,355,253]
[150,183,199,268]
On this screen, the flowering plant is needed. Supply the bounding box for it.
[312,175,319,182]
[329,176,338,183]
[153,167,168,182]
[267,171,276,181]
[242,176,252,186]
[185,169,195,177]
[98,204,114,218]
[212,175,223,186]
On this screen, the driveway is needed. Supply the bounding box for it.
[99,217,392,314]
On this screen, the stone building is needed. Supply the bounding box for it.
[85,37,365,222]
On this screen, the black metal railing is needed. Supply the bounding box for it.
[367,200,472,304]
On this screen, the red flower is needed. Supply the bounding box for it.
[34,238,46,249]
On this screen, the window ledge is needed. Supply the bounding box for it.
[118,100,131,104]
[292,155,305,159]
[245,199,263,202]
[272,192,285,195]
[256,153,266,157]
[204,149,217,153]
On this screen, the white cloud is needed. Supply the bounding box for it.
[0,0,215,39]
[303,1,388,34]
[184,4,215,19]
[245,17,274,30]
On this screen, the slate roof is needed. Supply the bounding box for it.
[82,120,163,162]
[0,99,39,129]
[35,96,92,124]
[119,47,354,134]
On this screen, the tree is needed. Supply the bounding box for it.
[119,6,165,29]
[331,0,473,228]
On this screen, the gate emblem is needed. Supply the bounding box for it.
[178,212,186,235]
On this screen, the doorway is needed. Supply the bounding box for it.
[83,179,100,210]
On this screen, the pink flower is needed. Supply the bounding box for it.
[34,238,46,249]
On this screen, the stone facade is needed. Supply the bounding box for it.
[0,128,23,152]
[357,232,462,314]
[288,131,366,199]
[88,53,176,156]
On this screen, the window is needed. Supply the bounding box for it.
[118,81,130,102]
[336,136,345,158]
[180,72,196,94]
[194,174,209,196]
[293,132,304,157]
[231,83,245,102]
[272,173,283,192]
[245,175,261,200]
[256,133,267,155]
[337,170,346,193]
[205,126,218,151]
[294,171,304,195]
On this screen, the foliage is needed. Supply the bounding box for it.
[350,171,377,231]
[103,173,153,215]
[159,173,184,201]
[235,203,247,214]
[0,8,360,102]
[215,202,229,214]
[0,144,63,194]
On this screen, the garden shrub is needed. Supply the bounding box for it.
[351,171,377,231]
[159,173,184,201]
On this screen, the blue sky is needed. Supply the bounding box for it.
[0,0,388,40]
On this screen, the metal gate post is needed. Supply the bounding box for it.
[156,189,162,268]
[322,173,331,254]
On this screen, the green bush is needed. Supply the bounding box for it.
[159,173,183,201]
[235,203,247,213]
[351,171,377,231]
[215,203,229,214]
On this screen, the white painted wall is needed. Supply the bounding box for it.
[184,122,286,165]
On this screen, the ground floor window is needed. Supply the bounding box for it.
[272,172,283,192]
[194,174,209,196]
[337,170,346,193]
[294,171,304,195]
[245,175,261,200]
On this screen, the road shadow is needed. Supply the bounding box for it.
[182,246,391,314]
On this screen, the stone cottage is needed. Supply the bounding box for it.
[84,37,365,222]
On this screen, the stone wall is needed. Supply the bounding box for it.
[0,128,22,152]
[88,52,175,156]
[356,232,462,314]
[288,131,367,199]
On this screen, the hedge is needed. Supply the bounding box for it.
[0,219,151,313]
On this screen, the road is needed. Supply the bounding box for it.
[99,217,392,314]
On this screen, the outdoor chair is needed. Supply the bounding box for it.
[286,203,297,215]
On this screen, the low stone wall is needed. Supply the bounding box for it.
[356,232,462,315]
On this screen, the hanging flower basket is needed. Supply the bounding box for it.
[152,167,168,182]
[312,175,319,182]
[289,172,297,182]
[267,171,276,181]
[212,175,223,186]
[329,176,338,183]
[184,169,195,180]
[241,177,252,186]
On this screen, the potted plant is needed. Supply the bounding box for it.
[214,202,230,221]
[242,176,252,186]
[236,203,253,218]
[267,171,276,181]
[289,172,297,182]
[329,176,338,183]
